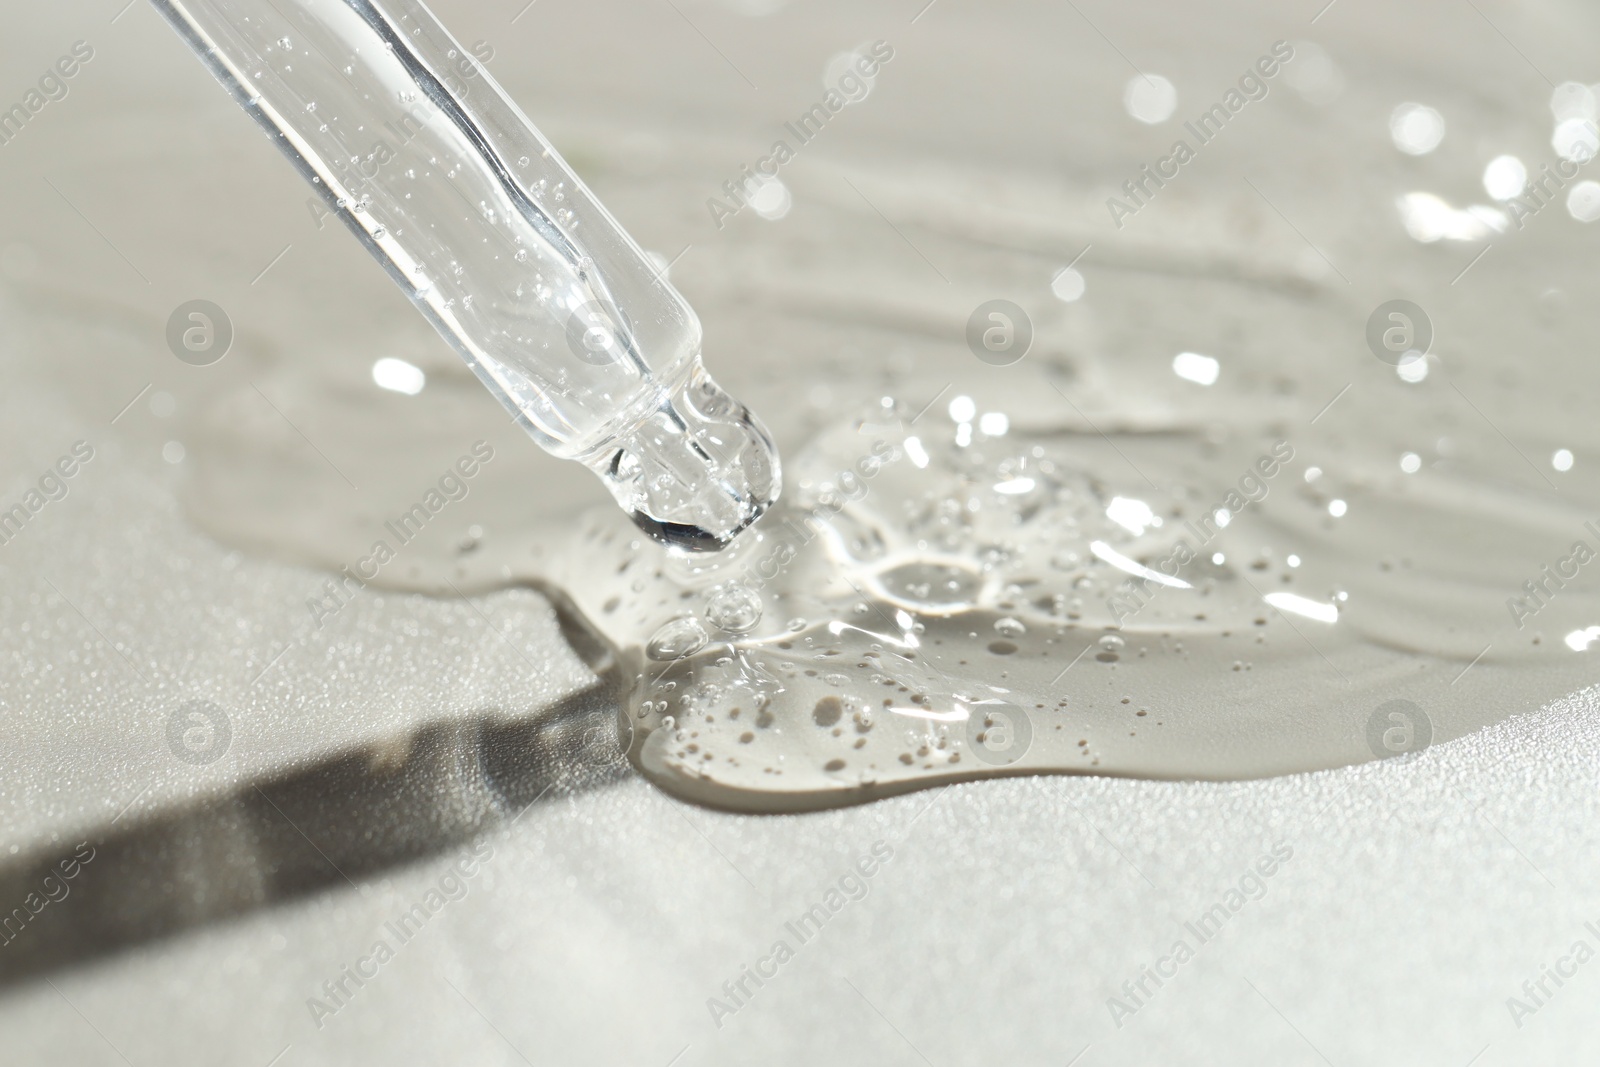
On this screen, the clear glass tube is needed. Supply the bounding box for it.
[151,0,779,550]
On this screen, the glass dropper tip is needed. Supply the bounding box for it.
[585,362,781,553]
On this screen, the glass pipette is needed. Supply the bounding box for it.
[150,0,780,551]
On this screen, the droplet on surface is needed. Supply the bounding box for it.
[705,584,763,634]
[646,616,709,661]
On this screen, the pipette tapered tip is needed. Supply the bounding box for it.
[587,362,780,552]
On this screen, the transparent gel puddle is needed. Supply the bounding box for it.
[538,385,1600,812]
[95,90,1599,814]
[154,328,1600,813]
[46,281,1585,814]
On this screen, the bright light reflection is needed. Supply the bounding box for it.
[1106,496,1158,535]
[904,435,929,469]
[1566,627,1600,651]
[1553,118,1600,164]
[1567,181,1600,222]
[994,478,1036,495]
[827,619,917,650]
[1051,267,1086,302]
[1090,540,1191,589]
[748,176,792,221]
[1400,452,1421,473]
[1551,82,1598,123]
[1264,591,1339,623]
[372,357,425,395]
[1124,74,1177,124]
[888,705,969,723]
[1397,355,1430,383]
[1397,192,1507,243]
[1172,351,1220,385]
[978,412,1009,436]
[1390,103,1445,155]
[1554,448,1575,472]
[1482,155,1527,200]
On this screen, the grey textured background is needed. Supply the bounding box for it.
[2,0,1599,1064]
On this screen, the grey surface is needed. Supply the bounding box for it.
[2,0,1600,1064]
